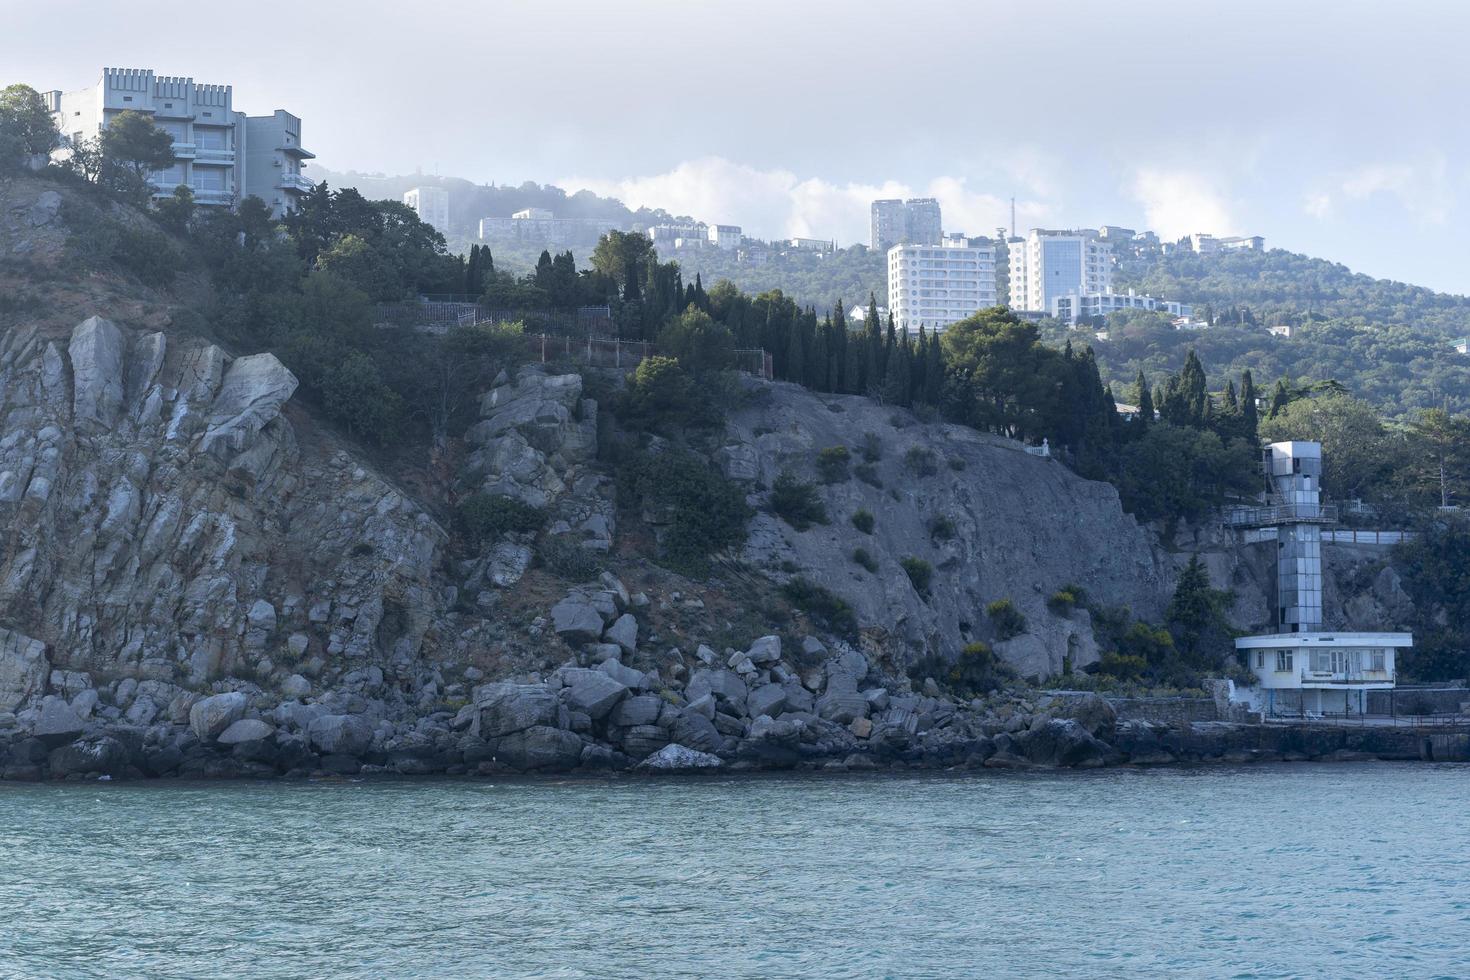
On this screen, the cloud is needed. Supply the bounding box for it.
[1127,168,1236,238]
[560,156,1054,245]
[1338,158,1453,224]
[1302,191,1334,219]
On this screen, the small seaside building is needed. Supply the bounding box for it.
[1226,441,1412,717]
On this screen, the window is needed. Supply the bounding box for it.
[1371,650,1386,671]
[1275,650,1293,672]
[1255,652,1265,669]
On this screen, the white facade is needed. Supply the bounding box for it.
[707,224,742,250]
[788,237,834,252]
[1008,230,1112,314]
[46,68,312,218]
[404,186,450,233]
[1191,233,1265,254]
[479,211,619,245]
[888,241,997,333]
[1051,289,1192,324]
[1236,633,1409,715]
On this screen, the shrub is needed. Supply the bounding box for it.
[854,462,883,488]
[860,432,883,462]
[1096,652,1147,680]
[986,598,1027,640]
[905,446,939,477]
[619,355,721,431]
[769,472,828,530]
[929,515,957,541]
[458,492,546,548]
[816,445,852,483]
[1047,589,1078,615]
[618,451,751,577]
[852,547,878,573]
[851,509,875,534]
[909,642,1015,698]
[781,578,858,639]
[538,537,604,581]
[901,557,933,596]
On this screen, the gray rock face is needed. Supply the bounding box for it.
[32,695,85,743]
[1052,692,1117,742]
[610,694,663,728]
[198,353,298,455]
[68,316,125,428]
[48,735,129,777]
[745,635,781,665]
[307,714,375,756]
[496,725,583,771]
[670,711,723,753]
[0,627,48,711]
[474,683,558,737]
[686,669,748,711]
[189,692,247,741]
[638,743,724,771]
[747,683,787,719]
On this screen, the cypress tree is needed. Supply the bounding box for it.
[831,301,848,392]
[1134,370,1154,430]
[1240,370,1259,441]
[923,329,945,405]
[912,327,929,402]
[864,293,882,394]
[784,319,804,383]
[1269,378,1292,419]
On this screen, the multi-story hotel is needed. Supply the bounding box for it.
[404,186,450,234]
[46,68,313,218]
[1007,229,1113,314]
[887,240,997,333]
[870,197,943,250]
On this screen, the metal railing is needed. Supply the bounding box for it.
[1223,500,1338,528]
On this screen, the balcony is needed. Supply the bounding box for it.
[170,141,197,159]
[278,173,315,194]
[194,146,235,163]
[1223,499,1338,528]
[277,143,316,160]
[1300,668,1394,688]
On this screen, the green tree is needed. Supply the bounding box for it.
[658,305,734,374]
[99,109,175,199]
[0,83,59,170]
[153,184,196,235]
[1259,393,1399,503]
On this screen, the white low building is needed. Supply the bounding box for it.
[1235,633,1410,716]
[1050,289,1192,325]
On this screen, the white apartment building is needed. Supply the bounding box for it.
[888,241,997,333]
[707,224,742,250]
[1008,229,1112,314]
[46,68,312,218]
[478,210,619,245]
[404,186,450,233]
[788,237,835,253]
[1050,289,1192,325]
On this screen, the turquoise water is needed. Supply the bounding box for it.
[2,764,1468,978]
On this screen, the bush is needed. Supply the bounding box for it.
[851,509,875,534]
[908,642,1015,698]
[852,547,878,573]
[769,472,828,530]
[538,537,603,581]
[929,515,957,541]
[618,451,751,577]
[901,557,933,595]
[620,355,720,431]
[854,462,883,488]
[1096,652,1147,681]
[905,446,939,477]
[860,432,883,462]
[987,598,1027,640]
[816,445,851,483]
[458,493,545,548]
[1047,589,1078,615]
[781,578,858,639]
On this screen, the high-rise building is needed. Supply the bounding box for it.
[1007,229,1112,314]
[46,68,313,218]
[870,197,944,250]
[404,186,450,233]
[888,241,997,333]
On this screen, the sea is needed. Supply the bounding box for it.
[2,763,1467,978]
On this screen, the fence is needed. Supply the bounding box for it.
[374,300,613,336]
[1240,526,1414,546]
[522,334,773,380]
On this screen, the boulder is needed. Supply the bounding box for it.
[816,689,869,725]
[619,724,670,759]
[686,669,747,710]
[474,682,558,737]
[745,635,782,665]
[199,353,299,455]
[604,613,639,655]
[550,595,606,644]
[599,658,644,690]
[189,692,248,742]
[1018,719,1111,768]
[610,694,663,728]
[563,670,628,720]
[496,726,583,771]
[0,627,48,712]
[48,735,130,778]
[31,696,86,745]
[217,718,275,746]
[487,542,534,588]
[68,316,125,428]
[281,674,312,698]
[307,714,375,757]
[1052,693,1117,742]
[637,743,724,771]
[746,683,787,719]
[670,711,723,753]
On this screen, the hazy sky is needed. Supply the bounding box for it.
[6,0,1469,291]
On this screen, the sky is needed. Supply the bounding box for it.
[5,0,1470,292]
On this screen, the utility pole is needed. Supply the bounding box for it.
[1010,197,1016,238]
